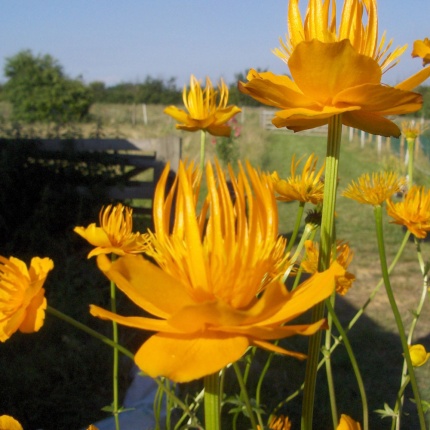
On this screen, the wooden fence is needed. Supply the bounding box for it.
[0,135,182,213]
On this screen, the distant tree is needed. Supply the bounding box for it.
[3,50,93,123]
[89,76,182,105]
[416,85,430,119]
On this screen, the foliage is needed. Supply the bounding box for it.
[414,85,430,118]
[89,77,183,105]
[3,50,93,123]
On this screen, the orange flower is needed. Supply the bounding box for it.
[342,172,406,206]
[337,414,362,430]
[271,154,325,204]
[0,415,23,430]
[90,160,345,382]
[74,204,150,258]
[257,415,292,430]
[239,0,430,137]
[301,240,355,295]
[0,256,53,342]
[412,38,430,67]
[386,185,430,239]
[164,75,241,137]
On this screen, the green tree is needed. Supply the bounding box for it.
[3,50,93,123]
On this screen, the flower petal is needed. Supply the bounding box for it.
[343,111,401,137]
[135,332,249,382]
[395,66,430,91]
[74,225,111,249]
[96,254,195,319]
[239,69,315,109]
[334,84,423,115]
[19,288,46,333]
[288,40,381,104]
[89,305,179,333]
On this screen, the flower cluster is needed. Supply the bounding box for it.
[0,256,53,342]
[91,160,346,382]
[342,172,406,206]
[386,185,430,239]
[239,0,430,137]
[271,153,325,205]
[74,203,150,258]
[301,240,356,295]
[164,75,241,137]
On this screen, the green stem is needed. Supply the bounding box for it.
[324,293,338,429]
[204,372,221,430]
[200,130,206,173]
[392,376,412,430]
[407,137,415,187]
[325,299,369,430]
[109,277,120,430]
[301,114,342,430]
[233,362,259,429]
[272,231,410,415]
[283,222,318,285]
[395,237,429,430]
[373,205,426,430]
[286,201,306,253]
[46,305,134,360]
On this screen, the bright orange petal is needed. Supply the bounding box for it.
[19,288,46,333]
[89,305,179,333]
[239,70,315,109]
[163,105,190,123]
[334,84,423,114]
[0,415,23,430]
[206,124,232,137]
[343,111,400,137]
[96,254,195,319]
[218,319,327,340]
[73,225,111,248]
[288,40,381,104]
[254,262,340,326]
[395,66,430,91]
[135,332,249,382]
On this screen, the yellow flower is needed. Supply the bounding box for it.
[164,75,241,137]
[239,0,430,137]
[409,344,430,367]
[401,120,426,140]
[257,415,292,430]
[74,204,150,258]
[301,240,355,295]
[271,154,325,204]
[0,256,53,342]
[412,38,430,67]
[386,185,430,239]
[342,172,406,206]
[337,414,362,430]
[90,160,346,382]
[0,415,23,430]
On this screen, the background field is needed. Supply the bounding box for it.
[0,102,430,429]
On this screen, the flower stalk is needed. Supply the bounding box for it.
[373,204,426,430]
[301,114,343,430]
[204,372,221,430]
[407,137,415,186]
[46,305,134,360]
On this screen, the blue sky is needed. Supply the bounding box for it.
[1,0,429,88]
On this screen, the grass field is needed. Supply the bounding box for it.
[1,102,430,428]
